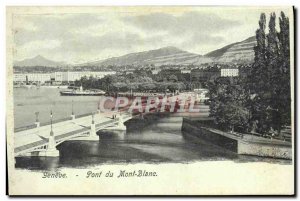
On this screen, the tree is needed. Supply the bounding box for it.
[102,75,118,92]
[272,12,291,136]
[248,13,272,133]
[139,83,156,91]
[168,74,178,82]
[112,82,129,92]
[208,78,249,133]
[249,11,291,136]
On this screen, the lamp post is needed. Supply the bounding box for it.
[89,112,97,139]
[34,111,40,127]
[50,110,53,136]
[97,100,100,114]
[44,109,59,157]
[92,112,95,125]
[71,100,75,120]
[190,71,192,91]
[35,112,39,122]
[72,100,74,115]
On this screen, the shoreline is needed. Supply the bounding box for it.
[181,118,292,160]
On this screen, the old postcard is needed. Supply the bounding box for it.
[6,6,294,195]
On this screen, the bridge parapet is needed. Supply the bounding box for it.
[14,110,134,157]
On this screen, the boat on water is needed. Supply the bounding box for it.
[60,86,106,96]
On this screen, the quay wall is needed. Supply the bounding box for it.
[181,118,292,160]
[182,118,238,152]
[238,141,292,160]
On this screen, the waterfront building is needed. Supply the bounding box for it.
[27,73,52,83]
[123,70,134,75]
[151,69,161,75]
[221,68,239,77]
[13,74,26,82]
[13,71,116,84]
[161,69,181,77]
[181,69,191,74]
[13,73,51,83]
[65,71,83,82]
[51,72,63,82]
[191,69,220,82]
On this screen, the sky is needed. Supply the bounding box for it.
[12,7,292,64]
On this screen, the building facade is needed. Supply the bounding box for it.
[221,68,239,77]
[191,69,220,82]
[13,71,116,84]
[13,73,51,83]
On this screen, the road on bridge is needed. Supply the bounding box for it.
[14,111,130,156]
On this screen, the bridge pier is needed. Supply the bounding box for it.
[75,113,99,141]
[116,114,126,131]
[40,131,59,157]
[71,114,75,120]
[140,113,144,119]
[88,113,99,140]
[35,121,40,128]
[86,121,100,141]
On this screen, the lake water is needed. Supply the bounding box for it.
[14,87,102,128]
[14,88,290,170]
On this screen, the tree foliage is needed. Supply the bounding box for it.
[74,70,187,93]
[208,78,250,133]
[249,12,291,135]
[208,11,291,136]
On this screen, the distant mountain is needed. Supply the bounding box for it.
[77,46,207,67]
[14,55,67,67]
[205,43,239,58]
[16,36,257,69]
[78,37,256,67]
[205,36,256,63]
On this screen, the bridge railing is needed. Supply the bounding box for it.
[14,124,37,132]
[40,116,73,127]
[96,119,115,128]
[14,111,132,133]
[75,112,93,119]
[14,112,94,132]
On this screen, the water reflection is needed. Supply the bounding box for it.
[16,156,60,171]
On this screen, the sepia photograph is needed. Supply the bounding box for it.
[6,6,295,195]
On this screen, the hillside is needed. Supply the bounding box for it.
[205,36,256,63]
[81,37,256,67]
[77,46,204,67]
[15,36,257,69]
